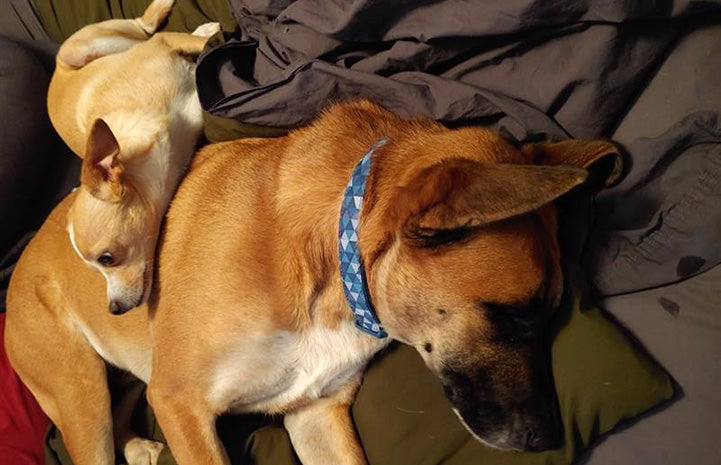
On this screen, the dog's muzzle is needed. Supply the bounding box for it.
[109,299,137,315]
[441,368,563,452]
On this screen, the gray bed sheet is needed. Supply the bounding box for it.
[584,263,721,465]
[587,21,721,295]
[582,23,721,465]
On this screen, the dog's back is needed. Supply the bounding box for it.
[48,32,201,157]
[46,0,215,159]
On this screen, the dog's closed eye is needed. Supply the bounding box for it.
[481,302,546,343]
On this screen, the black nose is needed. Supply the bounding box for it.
[442,384,459,403]
[109,300,130,315]
[522,426,562,451]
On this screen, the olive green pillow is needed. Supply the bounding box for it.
[47,291,673,465]
[353,293,674,465]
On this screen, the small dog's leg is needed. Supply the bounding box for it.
[284,387,368,465]
[147,382,229,465]
[113,381,165,465]
[57,0,175,68]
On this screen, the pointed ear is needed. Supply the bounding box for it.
[521,139,623,187]
[80,119,124,202]
[396,158,587,239]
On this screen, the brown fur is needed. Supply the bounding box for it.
[6,100,620,465]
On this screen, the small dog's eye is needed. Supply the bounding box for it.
[97,252,115,267]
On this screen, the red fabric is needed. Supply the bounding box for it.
[0,312,49,465]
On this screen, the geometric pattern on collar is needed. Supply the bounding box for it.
[338,137,389,338]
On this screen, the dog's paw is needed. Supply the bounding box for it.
[123,437,165,465]
[192,22,221,38]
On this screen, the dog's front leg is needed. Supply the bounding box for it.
[284,385,368,465]
[147,382,229,465]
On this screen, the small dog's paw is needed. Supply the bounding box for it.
[192,22,221,38]
[123,437,165,465]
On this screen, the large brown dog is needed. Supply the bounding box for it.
[5,100,619,465]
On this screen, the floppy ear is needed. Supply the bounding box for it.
[397,158,587,239]
[80,118,124,202]
[521,139,623,187]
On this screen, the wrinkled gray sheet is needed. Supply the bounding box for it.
[589,22,721,295]
[196,0,721,295]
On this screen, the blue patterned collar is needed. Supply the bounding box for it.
[338,138,389,338]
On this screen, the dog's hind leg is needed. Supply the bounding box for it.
[284,383,369,465]
[137,0,176,34]
[113,380,165,465]
[57,0,175,68]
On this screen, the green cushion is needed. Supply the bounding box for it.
[46,291,673,465]
[203,112,288,143]
[354,293,674,465]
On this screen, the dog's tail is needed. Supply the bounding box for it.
[57,0,175,69]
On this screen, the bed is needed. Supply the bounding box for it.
[1,1,720,464]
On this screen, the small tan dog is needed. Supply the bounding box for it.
[6,101,620,465]
[48,0,219,314]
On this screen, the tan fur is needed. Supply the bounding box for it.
[48,0,219,313]
[6,100,620,465]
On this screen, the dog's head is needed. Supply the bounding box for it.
[365,132,620,451]
[67,119,160,314]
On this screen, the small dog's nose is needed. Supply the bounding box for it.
[109,300,128,315]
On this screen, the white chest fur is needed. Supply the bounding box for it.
[208,319,390,414]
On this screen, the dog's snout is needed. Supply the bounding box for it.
[523,429,537,450]
[109,300,131,315]
[512,395,563,451]
[442,384,458,403]
[106,276,146,315]
[109,300,124,314]
[512,394,563,451]
[520,426,560,451]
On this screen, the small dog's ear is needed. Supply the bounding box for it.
[521,139,623,187]
[397,158,587,241]
[81,118,125,202]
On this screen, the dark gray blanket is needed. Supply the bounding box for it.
[196,0,721,295]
